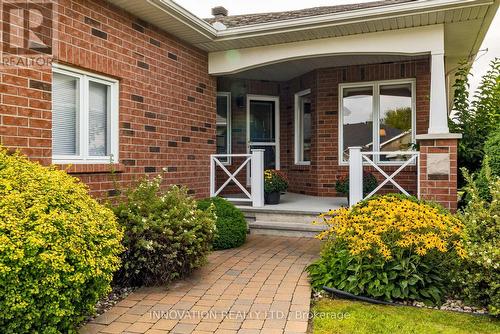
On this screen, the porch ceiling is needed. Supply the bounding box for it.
[222,54,428,82]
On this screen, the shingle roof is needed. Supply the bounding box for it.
[205,0,417,28]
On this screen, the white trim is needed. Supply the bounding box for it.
[215,0,489,37]
[246,94,280,170]
[415,133,462,140]
[52,64,119,164]
[209,25,445,76]
[294,89,311,165]
[338,78,416,166]
[112,0,491,50]
[216,92,232,165]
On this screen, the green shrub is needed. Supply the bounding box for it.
[198,197,247,250]
[308,195,465,305]
[455,166,500,315]
[483,129,500,176]
[0,147,123,333]
[449,58,500,181]
[112,176,216,286]
[335,172,378,198]
[475,130,500,201]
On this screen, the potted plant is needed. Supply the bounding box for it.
[335,171,378,204]
[264,169,288,204]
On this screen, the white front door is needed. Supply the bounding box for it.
[246,95,280,170]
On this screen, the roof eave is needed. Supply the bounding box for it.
[215,0,494,39]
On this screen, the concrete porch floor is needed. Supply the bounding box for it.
[235,192,348,215]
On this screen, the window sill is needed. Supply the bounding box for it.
[290,164,311,171]
[55,163,125,174]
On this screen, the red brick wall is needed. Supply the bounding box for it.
[280,71,318,195]
[418,138,458,212]
[0,0,216,198]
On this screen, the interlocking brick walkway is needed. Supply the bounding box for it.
[81,235,320,334]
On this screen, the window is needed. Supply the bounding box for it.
[339,79,415,164]
[294,89,312,164]
[216,92,231,164]
[52,64,118,163]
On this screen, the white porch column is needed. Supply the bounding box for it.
[349,147,363,207]
[251,149,265,207]
[428,52,450,134]
[209,155,215,197]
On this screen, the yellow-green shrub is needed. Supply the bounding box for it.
[0,147,123,333]
[456,167,500,315]
[308,195,465,305]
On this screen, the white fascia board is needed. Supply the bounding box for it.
[147,0,217,38]
[208,25,444,75]
[215,0,492,40]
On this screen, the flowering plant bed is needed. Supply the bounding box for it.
[308,194,465,305]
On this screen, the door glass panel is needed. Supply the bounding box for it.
[342,86,373,162]
[379,84,413,161]
[250,101,275,142]
[250,145,276,170]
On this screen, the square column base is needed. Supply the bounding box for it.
[416,133,461,212]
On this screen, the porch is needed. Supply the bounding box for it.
[210,54,430,215]
[235,192,347,215]
[208,23,461,213]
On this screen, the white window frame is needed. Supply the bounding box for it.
[294,89,311,165]
[338,78,416,166]
[52,63,119,164]
[216,92,231,165]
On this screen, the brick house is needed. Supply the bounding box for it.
[0,0,498,212]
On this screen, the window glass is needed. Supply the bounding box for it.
[379,84,413,161]
[216,94,230,163]
[52,73,79,155]
[296,95,312,163]
[88,81,109,156]
[52,66,117,163]
[216,95,228,125]
[342,86,373,161]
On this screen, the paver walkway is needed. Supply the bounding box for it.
[81,235,320,334]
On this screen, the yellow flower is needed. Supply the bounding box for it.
[315,195,464,260]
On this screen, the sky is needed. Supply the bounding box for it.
[176,0,500,92]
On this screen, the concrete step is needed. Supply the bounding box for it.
[239,207,323,224]
[248,221,326,238]
[252,211,320,225]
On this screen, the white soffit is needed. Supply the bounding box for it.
[106,0,496,53]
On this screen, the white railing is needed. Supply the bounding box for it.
[348,147,420,206]
[210,149,265,207]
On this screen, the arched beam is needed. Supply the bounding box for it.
[208,25,444,75]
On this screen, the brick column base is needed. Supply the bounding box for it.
[416,134,462,212]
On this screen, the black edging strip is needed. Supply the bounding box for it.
[322,286,398,306]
